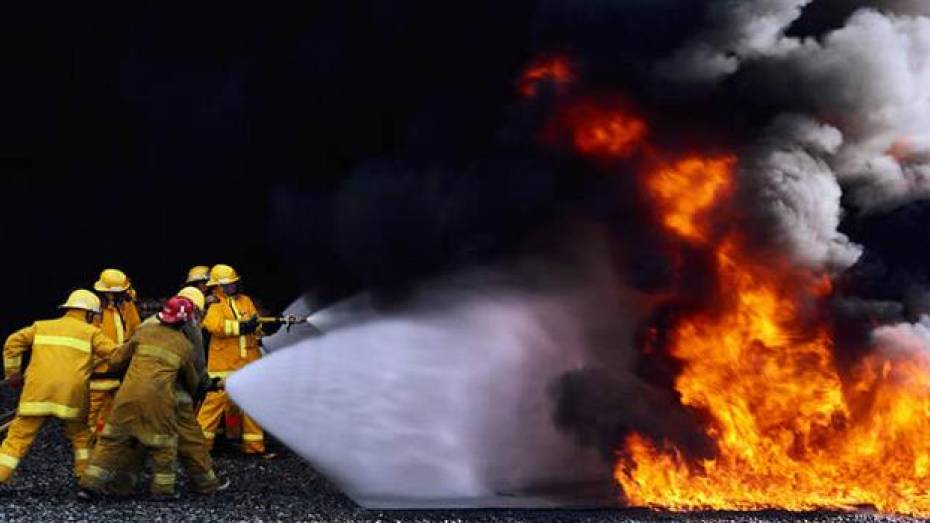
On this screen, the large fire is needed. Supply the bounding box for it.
[519,53,930,515]
[615,147,930,516]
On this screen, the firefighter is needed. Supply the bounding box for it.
[89,268,141,434]
[79,296,203,500]
[0,290,117,485]
[172,286,227,491]
[98,288,227,496]
[196,264,275,456]
[202,269,240,441]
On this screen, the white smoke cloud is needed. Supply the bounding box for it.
[741,115,862,270]
[872,315,930,356]
[774,10,930,211]
[656,0,812,83]
[660,3,930,271]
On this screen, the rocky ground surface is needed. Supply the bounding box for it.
[0,420,921,523]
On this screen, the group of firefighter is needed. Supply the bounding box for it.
[0,264,283,500]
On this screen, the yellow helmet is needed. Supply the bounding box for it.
[94,268,131,293]
[60,289,102,313]
[207,264,240,286]
[177,286,206,311]
[186,265,211,284]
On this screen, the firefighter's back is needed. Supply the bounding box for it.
[23,315,100,419]
[106,323,194,443]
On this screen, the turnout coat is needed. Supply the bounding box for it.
[3,311,117,420]
[100,322,200,447]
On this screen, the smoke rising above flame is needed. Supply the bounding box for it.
[252,1,930,514]
[563,102,930,513]
[518,2,930,515]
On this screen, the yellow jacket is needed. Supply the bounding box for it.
[92,300,141,391]
[100,300,141,345]
[101,322,200,447]
[202,293,260,377]
[140,315,211,396]
[3,310,117,420]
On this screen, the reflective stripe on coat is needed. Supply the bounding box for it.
[201,293,261,373]
[92,300,141,383]
[3,312,117,420]
[104,323,200,445]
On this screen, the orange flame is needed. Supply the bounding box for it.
[518,55,575,98]
[516,58,930,514]
[616,155,930,516]
[647,156,735,242]
[572,109,647,159]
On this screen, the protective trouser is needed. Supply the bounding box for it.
[87,389,116,434]
[103,399,219,496]
[81,432,178,496]
[0,415,91,483]
[177,399,218,492]
[196,390,264,453]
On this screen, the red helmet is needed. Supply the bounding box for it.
[158,296,194,324]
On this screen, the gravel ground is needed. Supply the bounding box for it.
[0,421,923,523]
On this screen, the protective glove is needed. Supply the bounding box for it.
[6,373,23,389]
[239,316,259,334]
[196,376,224,401]
[260,319,283,336]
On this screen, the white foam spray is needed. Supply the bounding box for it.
[230,227,648,507]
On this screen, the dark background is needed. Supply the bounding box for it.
[0,2,543,329]
[0,0,713,330]
[0,1,924,334]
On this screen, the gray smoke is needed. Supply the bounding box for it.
[661,2,930,272]
[739,114,860,270]
[523,0,930,473]
[658,2,930,438]
[769,10,930,213]
[887,0,930,16]
[657,0,813,84]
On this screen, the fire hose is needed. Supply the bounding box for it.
[257,315,322,335]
